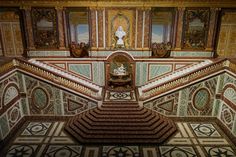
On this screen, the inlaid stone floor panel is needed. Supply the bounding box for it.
[1,121,236,157]
[104,90,136,102]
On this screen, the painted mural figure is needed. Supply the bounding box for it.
[115,26,126,47]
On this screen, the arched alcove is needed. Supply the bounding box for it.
[105,51,135,91]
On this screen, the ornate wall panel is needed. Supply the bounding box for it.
[23,74,97,116]
[31,87,49,111]
[148,64,172,81]
[217,11,236,57]
[0,73,22,140]
[223,85,236,105]
[63,91,97,115]
[144,76,218,117]
[182,8,210,49]
[144,91,179,116]
[220,103,235,131]
[25,76,55,115]
[188,77,217,116]
[0,11,23,56]
[0,114,9,140]
[0,73,20,114]
[222,74,236,89]
[68,63,92,80]
[40,59,105,86]
[31,8,59,48]
[7,102,22,129]
[192,88,210,111]
[2,84,19,107]
[107,9,135,49]
[135,60,202,86]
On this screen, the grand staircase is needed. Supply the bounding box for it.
[65,102,177,144]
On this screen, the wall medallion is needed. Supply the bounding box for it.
[9,106,20,123]
[193,88,210,111]
[32,87,49,110]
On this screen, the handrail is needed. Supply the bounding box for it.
[138,58,229,101]
[0,58,102,100]
[28,59,101,89]
[142,59,212,87]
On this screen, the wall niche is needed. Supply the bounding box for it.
[182,8,210,50]
[31,8,59,48]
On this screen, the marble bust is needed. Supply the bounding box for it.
[113,64,127,75]
[115,26,126,47]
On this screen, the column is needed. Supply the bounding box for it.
[205,8,220,51]
[89,7,97,50]
[56,7,66,49]
[136,8,144,49]
[21,6,35,50]
[97,8,104,49]
[174,7,185,50]
[143,7,151,49]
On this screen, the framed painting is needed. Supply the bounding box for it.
[182,8,210,49]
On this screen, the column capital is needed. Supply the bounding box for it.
[20,6,31,10]
[177,7,186,12]
[55,6,64,11]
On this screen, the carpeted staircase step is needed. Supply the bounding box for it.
[65,102,177,144]
[72,115,164,131]
[65,122,176,144]
[88,109,154,119]
[76,113,161,126]
[93,107,148,115]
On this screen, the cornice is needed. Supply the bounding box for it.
[0,0,236,8]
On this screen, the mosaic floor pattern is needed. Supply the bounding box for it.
[1,121,236,157]
[104,90,136,102]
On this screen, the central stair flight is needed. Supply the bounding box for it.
[65,102,177,144]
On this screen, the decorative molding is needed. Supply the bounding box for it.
[28,50,70,57]
[2,0,236,8]
[171,51,214,57]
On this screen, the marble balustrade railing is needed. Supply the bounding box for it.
[0,58,102,100]
[138,58,234,101]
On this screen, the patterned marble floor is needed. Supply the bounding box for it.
[1,121,236,157]
[104,90,136,102]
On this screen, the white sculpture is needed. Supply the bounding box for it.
[113,64,127,75]
[115,26,126,47]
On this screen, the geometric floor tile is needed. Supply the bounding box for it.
[84,147,99,157]
[21,122,52,136]
[159,146,197,157]
[102,146,139,157]
[142,147,157,157]
[6,144,38,157]
[104,90,136,101]
[204,146,236,157]
[45,145,82,157]
[190,123,221,137]
[1,120,236,157]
